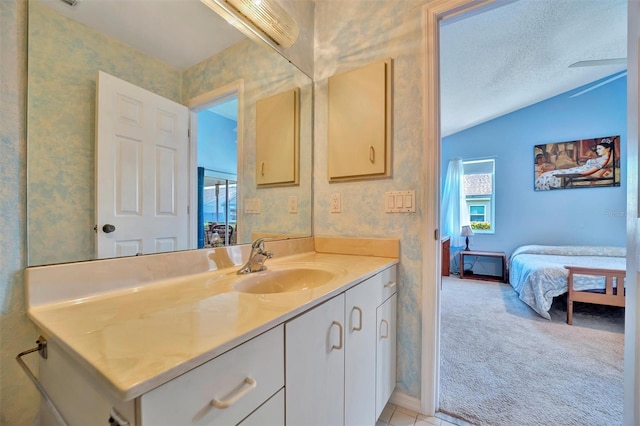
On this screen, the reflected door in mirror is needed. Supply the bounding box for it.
[96,71,190,258]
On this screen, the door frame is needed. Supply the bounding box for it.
[185,80,245,247]
[421,1,639,424]
[624,2,640,423]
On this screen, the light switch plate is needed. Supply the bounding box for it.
[385,190,415,213]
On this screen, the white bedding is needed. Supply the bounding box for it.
[508,245,626,319]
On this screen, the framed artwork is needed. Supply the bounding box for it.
[534,135,621,191]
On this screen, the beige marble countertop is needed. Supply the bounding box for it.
[28,251,398,401]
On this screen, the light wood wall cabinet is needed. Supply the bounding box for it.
[285,265,397,425]
[255,88,299,186]
[327,58,392,181]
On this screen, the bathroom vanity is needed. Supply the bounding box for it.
[24,237,398,425]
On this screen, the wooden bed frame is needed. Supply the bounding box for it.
[565,266,626,325]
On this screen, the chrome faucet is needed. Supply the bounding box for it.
[237,238,274,274]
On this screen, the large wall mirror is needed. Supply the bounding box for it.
[27,0,313,266]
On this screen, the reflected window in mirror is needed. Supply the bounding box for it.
[199,172,237,248]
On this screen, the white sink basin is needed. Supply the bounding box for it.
[233,266,339,294]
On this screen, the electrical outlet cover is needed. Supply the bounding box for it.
[330,193,341,213]
[288,196,298,213]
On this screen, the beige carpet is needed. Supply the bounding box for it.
[438,276,624,426]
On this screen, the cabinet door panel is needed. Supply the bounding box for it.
[376,293,397,419]
[256,88,299,185]
[328,59,391,180]
[345,279,378,425]
[285,295,345,426]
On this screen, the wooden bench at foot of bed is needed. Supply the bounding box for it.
[565,266,626,325]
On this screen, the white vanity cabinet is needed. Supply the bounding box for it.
[285,265,397,425]
[344,275,379,425]
[376,292,397,419]
[139,325,284,425]
[39,325,284,426]
[237,389,284,425]
[33,261,397,426]
[285,292,346,425]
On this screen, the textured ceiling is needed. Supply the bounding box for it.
[39,0,247,70]
[440,0,628,137]
[41,0,627,137]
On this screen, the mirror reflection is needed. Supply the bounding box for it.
[200,173,237,248]
[27,0,313,266]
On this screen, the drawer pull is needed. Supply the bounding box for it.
[384,281,396,289]
[352,306,363,331]
[380,319,389,339]
[210,377,257,409]
[331,320,343,350]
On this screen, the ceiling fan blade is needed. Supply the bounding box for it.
[569,58,627,68]
[569,71,627,98]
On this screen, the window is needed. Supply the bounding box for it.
[469,205,486,222]
[463,159,495,234]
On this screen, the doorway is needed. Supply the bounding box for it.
[421,0,638,424]
[186,81,244,247]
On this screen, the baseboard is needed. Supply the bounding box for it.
[389,390,423,414]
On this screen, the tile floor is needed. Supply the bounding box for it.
[376,403,475,426]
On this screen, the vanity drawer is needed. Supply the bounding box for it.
[372,265,397,306]
[139,325,284,425]
[238,388,284,425]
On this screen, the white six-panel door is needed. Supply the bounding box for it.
[96,71,190,258]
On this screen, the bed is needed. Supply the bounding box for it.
[508,245,626,320]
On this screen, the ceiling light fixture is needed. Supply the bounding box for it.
[201,0,299,49]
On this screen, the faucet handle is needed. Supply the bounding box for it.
[252,237,278,250]
[251,237,268,249]
[263,250,274,259]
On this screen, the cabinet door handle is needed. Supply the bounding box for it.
[352,306,363,331]
[380,319,389,339]
[369,145,375,163]
[210,377,257,409]
[331,320,343,350]
[384,281,396,289]
[261,162,265,176]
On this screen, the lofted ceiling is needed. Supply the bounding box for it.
[41,0,627,138]
[440,0,628,137]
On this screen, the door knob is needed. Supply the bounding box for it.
[102,224,116,233]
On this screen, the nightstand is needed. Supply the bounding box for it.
[459,250,507,283]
